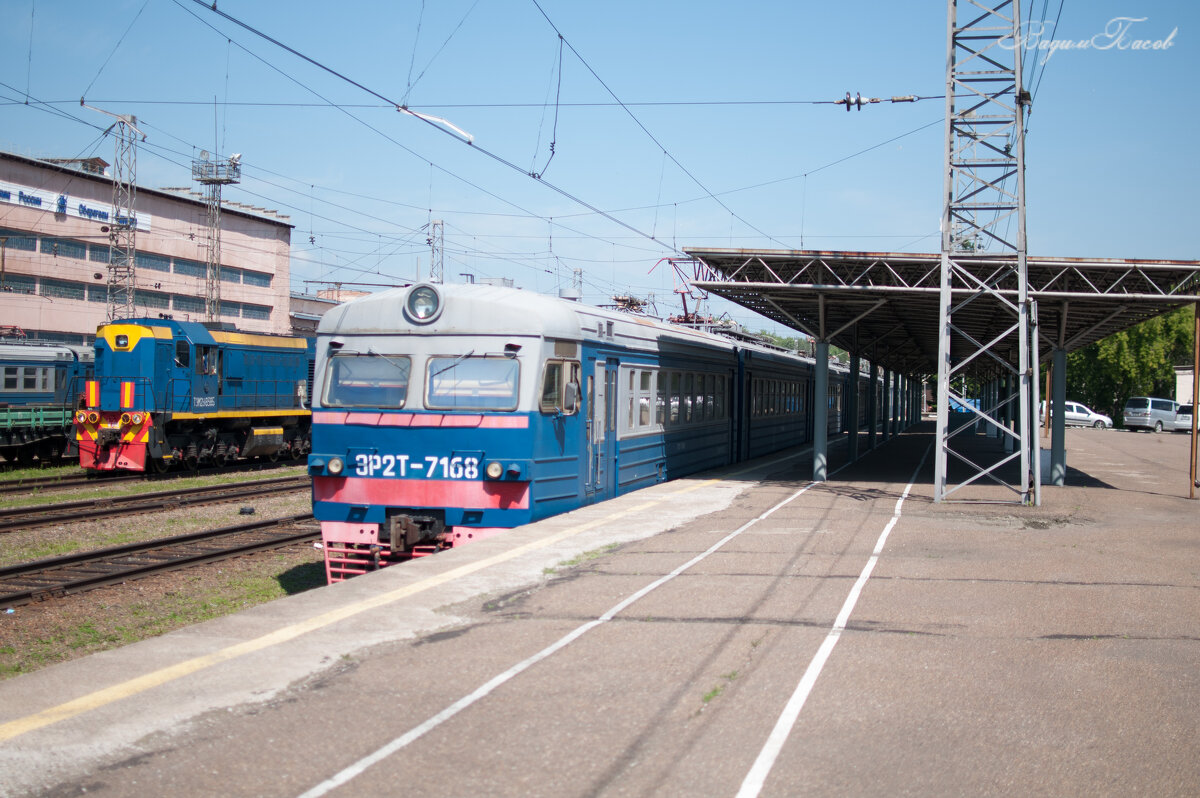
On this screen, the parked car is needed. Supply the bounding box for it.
[1175,403,1194,433]
[1122,396,1178,433]
[1040,400,1113,429]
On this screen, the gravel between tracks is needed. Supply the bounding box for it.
[0,484,325,680]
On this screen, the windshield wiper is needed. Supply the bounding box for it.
[430,350,475,378]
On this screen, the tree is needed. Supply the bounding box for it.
[1064,306,1194,425]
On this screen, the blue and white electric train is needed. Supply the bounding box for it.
[307,282,872,582]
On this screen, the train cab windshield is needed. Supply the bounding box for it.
[426,355,519,411]
[323,352,411,408]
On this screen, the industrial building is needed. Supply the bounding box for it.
[0,150,294,344]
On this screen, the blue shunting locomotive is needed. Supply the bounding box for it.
[0,339,93,464]
[307,282,870,583]
[75,319,315,472]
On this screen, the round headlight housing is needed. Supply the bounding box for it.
[405,284,442,323]
[131,413,144,425]
[75,410,88,425]
[485,461,504,480]
[327,456,345,476]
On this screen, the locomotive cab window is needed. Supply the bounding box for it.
[174,341,190,368]
[427,355,519,411]
[323,353,411,408]
[195,345,218,376]
[540,360,580,415]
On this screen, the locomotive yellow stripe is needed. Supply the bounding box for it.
[170,409,311,420]
[85,381,99,408]
[209,330,309,349]
[120,381,135,409]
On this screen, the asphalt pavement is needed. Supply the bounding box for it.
[0,421,1196,797]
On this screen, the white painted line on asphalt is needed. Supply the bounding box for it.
[735,444,931,798]
[297,480,822,798]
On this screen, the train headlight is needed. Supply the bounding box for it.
[327,456,345,476]
[75,410,88,425]
[405,284,442,323]
[120,413,132,426]
[485,461,504,480]
[86,411,100,425]
[131,413,144,425]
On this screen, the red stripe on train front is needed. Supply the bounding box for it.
[313,411,529,429]
[313,476,529,509]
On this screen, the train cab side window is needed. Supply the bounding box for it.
[175,341,190,368]
[324,353,411,408]
[540,360,580,415]
[195,345,217,376]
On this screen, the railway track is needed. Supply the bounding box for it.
[0,461,305,498]
[0,514,318,608]
[0,472,140,497]
[0,475,311,533]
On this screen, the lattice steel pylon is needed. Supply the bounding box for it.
[192,152,242,322]
[428,220,444,283]
[934,0,1038,504]
[81,104,145,322]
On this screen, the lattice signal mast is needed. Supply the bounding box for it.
[934,0,1034,504]
[428,220,444,283]
[192,151,242,322]
[81,102,145,322]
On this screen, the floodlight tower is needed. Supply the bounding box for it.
[81,102,145,322]
[933,0,1034,504]
[192,151,242,322]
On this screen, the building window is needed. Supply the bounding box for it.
[0,229,37,251]
[2,273,36,294]
[220,266,242,284]
[241,303,271,320]
[173,294,204,314]
[87,285,107,303]
[40,277,86,301]
[88,244,111,263]
[173,258,207,278]
[41,237,87,259]
[220,300,241,318]
[241,270,272,287]
[135,252,171,273]
[135,290,170,309]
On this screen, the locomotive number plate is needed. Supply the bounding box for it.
[353,453,480,479]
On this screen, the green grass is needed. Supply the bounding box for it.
[0,553,327,679]
[543,543,620,575]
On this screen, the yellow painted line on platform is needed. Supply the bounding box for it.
[0,475,733,744]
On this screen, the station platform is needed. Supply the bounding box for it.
[1,422,1197,797]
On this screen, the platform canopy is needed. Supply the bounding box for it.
[686,249,1200,376]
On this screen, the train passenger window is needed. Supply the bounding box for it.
[23,368,38,391]
[668,372,680,425]
[3,367,16,391]
[683,374,694,422]
[324,353,410,408]
[428,356,519,411]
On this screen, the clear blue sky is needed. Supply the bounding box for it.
[2,1,1195,333]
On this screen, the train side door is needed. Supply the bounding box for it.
[587,359,618,501]
[194,344,219,413]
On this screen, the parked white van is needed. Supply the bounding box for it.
[1122,396,1178,433]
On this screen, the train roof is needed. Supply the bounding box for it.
[317,282,797,357]
[96,318,309,350]
[0,341,93,362]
